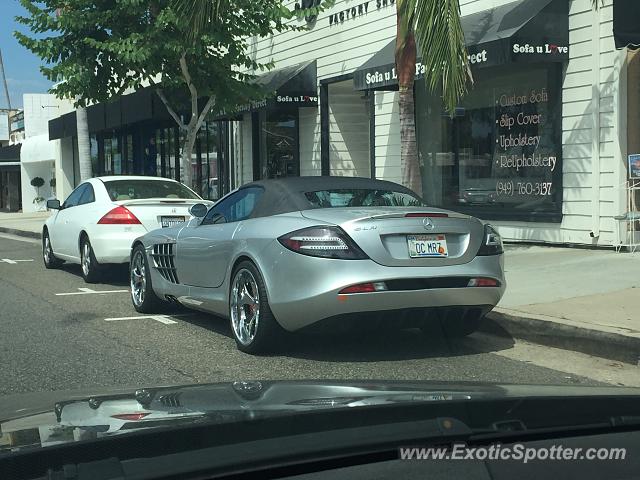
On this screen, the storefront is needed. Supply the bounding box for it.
[236,0,628,247]
[0,144,21,212]
[48,88,233,201]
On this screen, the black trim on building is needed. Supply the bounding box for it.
[320,83,330,176]
[0,144,21,162]
[614,0,640,50]
[368,90,375,179]
[251,112,261,181]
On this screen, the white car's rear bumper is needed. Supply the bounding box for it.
[89,226,148,264]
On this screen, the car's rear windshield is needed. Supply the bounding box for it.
[103,179,200,201]
[305,189,425,208]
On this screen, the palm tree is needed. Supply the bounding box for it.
[396,0,470,197]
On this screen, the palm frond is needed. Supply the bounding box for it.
[171,0,229,37]
[413,0,470,115]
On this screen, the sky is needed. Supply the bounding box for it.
[0,0,53,109]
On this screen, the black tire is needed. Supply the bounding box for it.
[229,260,284,354]
[42,229,63,269]
[79,235,102,283]
[130,244,163,313]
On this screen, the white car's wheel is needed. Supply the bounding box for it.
[130,244,163,313]
[80,235,102,283]
[229,261,283,354]
[42,229,63,269]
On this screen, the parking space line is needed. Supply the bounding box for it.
[1,258,34,264]
[104,314,195,324]
[56,287,129,296]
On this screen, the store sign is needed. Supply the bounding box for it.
[294,0,395,27]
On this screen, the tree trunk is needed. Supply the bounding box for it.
[395,4,422,196]
[76,106,92,182]
[399,86,421,195]
[180,127,198,190]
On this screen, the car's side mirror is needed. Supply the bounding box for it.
[189,203,208,218]
[47,199,61,210]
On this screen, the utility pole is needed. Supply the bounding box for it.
[0,49,11,111]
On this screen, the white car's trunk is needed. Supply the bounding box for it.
[115,198,209,231]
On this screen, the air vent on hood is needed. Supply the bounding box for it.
[158,392,182,408]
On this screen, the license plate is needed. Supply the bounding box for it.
[161,216,186,228]
[407,234,448,258]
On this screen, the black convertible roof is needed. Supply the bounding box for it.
[242,176,417,218]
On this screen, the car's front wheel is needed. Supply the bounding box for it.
[130,244,163,313]
[42,229,63,269]
[229,261,283,354]
[80,235,102,283]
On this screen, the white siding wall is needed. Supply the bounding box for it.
[374,90,401,183]
[329,81,370,177]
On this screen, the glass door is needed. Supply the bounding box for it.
[259,108,299,179]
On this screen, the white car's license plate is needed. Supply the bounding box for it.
[407,235,448,258]
[161,216,186,228]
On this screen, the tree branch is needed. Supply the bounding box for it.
[179,53,198,126]
[196,95,216,128]
[156,88,187,130]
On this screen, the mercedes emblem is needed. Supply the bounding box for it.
[423,217,435,230]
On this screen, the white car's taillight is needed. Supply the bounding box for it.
[98,206,142,225]
[278,226,368,260]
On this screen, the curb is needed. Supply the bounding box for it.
[482,308,640,365]
[0,227,42,240]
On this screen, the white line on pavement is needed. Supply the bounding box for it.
[56,288,129,296]
[104,314,195,324]
[0,233,40,244]
[1,258,34,264]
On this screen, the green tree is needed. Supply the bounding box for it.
[15,0,314,188]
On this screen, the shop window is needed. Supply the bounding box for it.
[416,64,562,221]
[259,109,299,179]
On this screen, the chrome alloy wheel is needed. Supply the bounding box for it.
[43,235,52,264]
[230,268,260,345]
[81,241,91,276]
[130,250,146,307]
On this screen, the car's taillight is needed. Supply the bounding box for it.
[98,206,141,225]
[467,278,500,287]
[110,413,150,421]
[477,224,504,256]
[278,226,368,260]
[339,282,388,294]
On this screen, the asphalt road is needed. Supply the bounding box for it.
[0,233,634,400]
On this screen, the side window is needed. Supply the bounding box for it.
[202,187,263,225]
[62,184,87,209]
[78,184,95,205]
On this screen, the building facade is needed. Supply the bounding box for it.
[46,0,633,248]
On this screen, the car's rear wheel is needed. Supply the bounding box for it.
[229,261,283,354]
[80,235,102,283]
[130,244,163,313]
[42,229,63,269]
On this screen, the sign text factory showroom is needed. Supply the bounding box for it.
[236,0,627,246]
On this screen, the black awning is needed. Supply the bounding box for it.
[614,0,640,50]
[354,0,568,91]
[0,144,21,163]
[216,60,318,119]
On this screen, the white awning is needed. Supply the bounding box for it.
[20,134,56,164]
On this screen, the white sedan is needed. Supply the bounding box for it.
[43,176,211,283]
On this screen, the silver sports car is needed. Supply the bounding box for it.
[129,177,505,353]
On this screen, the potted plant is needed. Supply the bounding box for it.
[31,177,46,210]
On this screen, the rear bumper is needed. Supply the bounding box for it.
[89,227,148,264]
[259,242,505,332]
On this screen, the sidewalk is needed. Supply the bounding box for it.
[0,211,49,239]
[0,211,638,363]
[487,245,640,364]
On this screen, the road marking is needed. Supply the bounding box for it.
[0,233,40,244]
[56,287,129,296]
[104,314,195,324]
[1,258,34,264]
